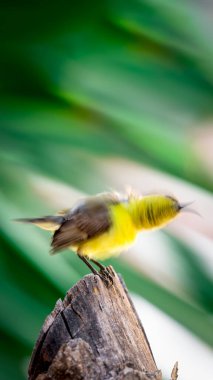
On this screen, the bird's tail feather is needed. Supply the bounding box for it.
[14,216,64,231]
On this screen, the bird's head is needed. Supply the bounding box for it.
[135,194,197,230]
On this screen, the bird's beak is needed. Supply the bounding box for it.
[179,201,201,217]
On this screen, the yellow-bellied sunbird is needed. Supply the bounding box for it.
[16,192,194,284]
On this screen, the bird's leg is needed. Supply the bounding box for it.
[77,252,112,286]
[90,258,114,285]
[90,258,105,271]
[77,252,99,275]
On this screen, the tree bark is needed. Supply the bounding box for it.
[28,266,177,380]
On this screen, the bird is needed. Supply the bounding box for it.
[15,191,195,285]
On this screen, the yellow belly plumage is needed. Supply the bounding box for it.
[72,204,138,260]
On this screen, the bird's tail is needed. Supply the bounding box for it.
[14,215,64,231]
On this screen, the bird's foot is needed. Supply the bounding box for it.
[99,268,114,287]
[105,265,115,276]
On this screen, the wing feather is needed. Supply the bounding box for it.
[51,194,119,253]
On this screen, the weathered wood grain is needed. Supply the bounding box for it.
[28,267,165,380]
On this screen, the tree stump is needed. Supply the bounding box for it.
[28,266,177,380]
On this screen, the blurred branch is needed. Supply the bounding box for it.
[171,362,178,380]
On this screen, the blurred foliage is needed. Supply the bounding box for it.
[0,1,213,379]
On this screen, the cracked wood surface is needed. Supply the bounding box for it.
[28,266,164,380]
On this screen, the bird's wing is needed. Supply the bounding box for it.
[51,194,120,253]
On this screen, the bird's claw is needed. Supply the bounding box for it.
[99,268,114,287]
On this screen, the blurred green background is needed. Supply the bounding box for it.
[1,1,213,379]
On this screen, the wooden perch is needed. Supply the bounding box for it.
[28,266,178,380]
